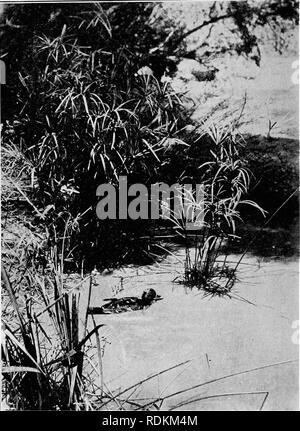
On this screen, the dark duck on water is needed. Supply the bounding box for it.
[88,288,162,315]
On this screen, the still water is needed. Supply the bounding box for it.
[82,246,299,411]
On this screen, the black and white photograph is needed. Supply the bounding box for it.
[0,0,299,412]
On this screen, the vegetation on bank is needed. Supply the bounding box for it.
[1,1,298,410]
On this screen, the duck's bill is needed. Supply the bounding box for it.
[102,297,118,302]
[87,307,106,314]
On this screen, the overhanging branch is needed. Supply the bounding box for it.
[172,13,230,47]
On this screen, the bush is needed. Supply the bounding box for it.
[1,4,191,269]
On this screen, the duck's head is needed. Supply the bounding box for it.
[141,288,158,305]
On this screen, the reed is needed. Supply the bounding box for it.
[1,232,105,410]
[167,121,266,294]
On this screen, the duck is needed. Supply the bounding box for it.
[88,288,162,315]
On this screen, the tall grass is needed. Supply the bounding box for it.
[1,242,106,410]
[1,210,106,410]
[168,122,266,294]
[1,237,193,411]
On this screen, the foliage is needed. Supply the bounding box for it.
[1,1,296,268]
[169,121,266,294]
[1,3,191,268]
[1,253,104,410]
[0,1,297,411]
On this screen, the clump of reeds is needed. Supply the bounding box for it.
[168,121,266,294]
[1,235,106,410]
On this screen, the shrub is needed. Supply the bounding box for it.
[1,5,190,269]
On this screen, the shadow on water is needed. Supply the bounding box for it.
[236,134,299,259]
[230,224,299,259]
